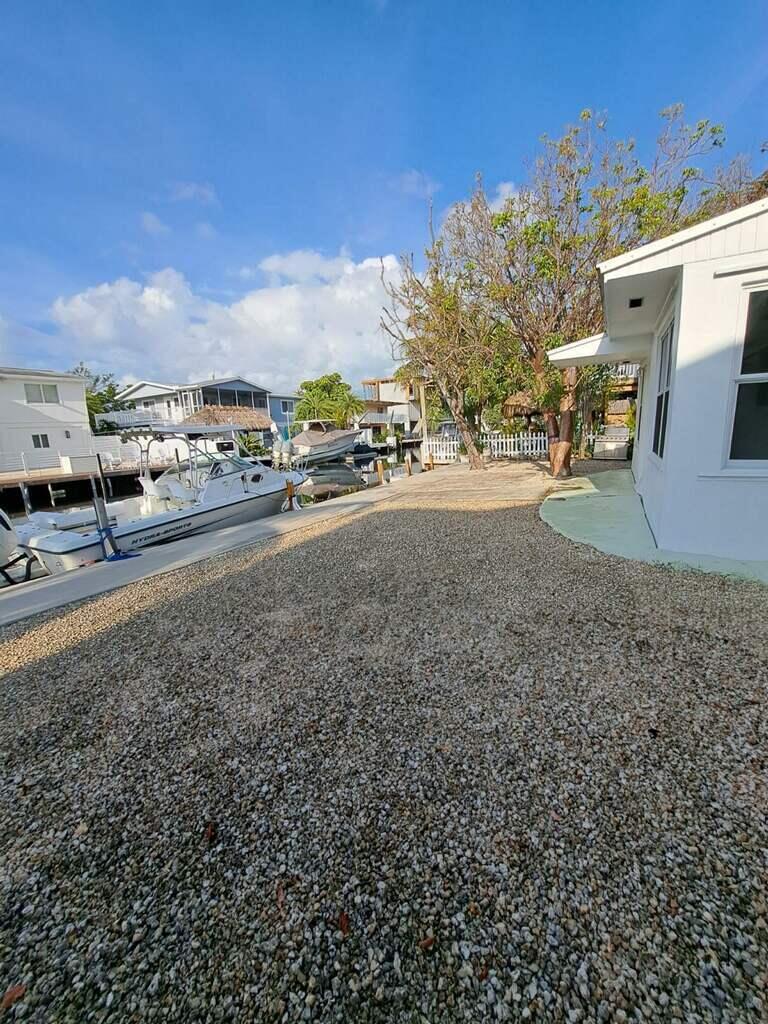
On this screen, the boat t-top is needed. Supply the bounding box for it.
[13,425,306,576]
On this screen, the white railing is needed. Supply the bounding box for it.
[422,432,551,462]
[94,408,180,428]
[613,363,640,378]
[486,432,549,458]
[0,437,151,477]
[422,431,609,463]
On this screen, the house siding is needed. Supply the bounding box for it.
[0,374,91,460]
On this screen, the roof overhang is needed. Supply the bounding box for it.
[547,332,652,368]
[0,366,80,382]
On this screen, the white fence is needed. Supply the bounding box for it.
[0,437,144,476]
[422,432,605,463]
[0,433,232,478]
[422,432,549,462]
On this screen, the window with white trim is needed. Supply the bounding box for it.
[24,382,60,404]
[730,289,768,461]
[32,433,50,449]
[280,399,294,414]
[652,319,674,458]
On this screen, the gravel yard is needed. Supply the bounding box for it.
[1,469,767,1023]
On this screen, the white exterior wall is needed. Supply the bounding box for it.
[377,381,420,427]
[0,374,91,459]
[633,261,768,560]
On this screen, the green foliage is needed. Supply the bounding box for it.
[625,400,637,438]
[238,432,269,457]
[385,103,764,466]
[70,362,134,430]
[294,372,364,428]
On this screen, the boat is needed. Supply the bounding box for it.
[12,427,306,576]
[298,461,365,500]
[275,420,361,466]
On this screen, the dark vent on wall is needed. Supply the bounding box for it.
[628,297,644,309]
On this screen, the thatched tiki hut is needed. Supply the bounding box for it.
[501,390,539,429]
[182,405,273,434]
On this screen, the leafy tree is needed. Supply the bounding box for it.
[70,363,134,430]
[294,372,364,428]
[381,226,516,469]
[426,105,765,475]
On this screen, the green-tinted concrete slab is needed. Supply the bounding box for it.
[542,469,768,585]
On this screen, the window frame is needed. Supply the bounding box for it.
[24,382,60,403]
[32,433,50,449]
[726,283,768,467]
[651,317,675,460]
[280,399,294,414]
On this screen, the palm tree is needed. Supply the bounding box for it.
[334,391,365,428]
[293,393,336,423]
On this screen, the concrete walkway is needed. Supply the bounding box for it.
[541,468,768,584]
[0,481,402,627]
[0,461,564,627]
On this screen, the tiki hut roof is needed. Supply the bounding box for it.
[502,390,538,417]
[182,405,273,431]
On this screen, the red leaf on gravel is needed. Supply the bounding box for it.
[204,821,217,843]
[418,935,435,951]
[1,984,26,1010]
[339,911,350,935]
[478,963,489,981]
[276,882,285,911]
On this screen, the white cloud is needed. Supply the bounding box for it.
[257,248,354,284]
[391,169,441,199]
[195,221,218,240]
[489,181,516,212]
[50,253,400,393]
[170,181,219,205]
[140,211,170,236]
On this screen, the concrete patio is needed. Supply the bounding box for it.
[540,468,768,585]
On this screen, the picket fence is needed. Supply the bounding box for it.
[422,432,602,463]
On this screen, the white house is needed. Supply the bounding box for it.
[548,197,768,562]
[359,376,422,441]
[104,376,274,428]
[0,367,91,471]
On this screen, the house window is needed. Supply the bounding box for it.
[32,433,50,449]
[652,319,674,458]
[25,382,60,404]
[255,397,267,409]
[730,289,768,461]
[280,399,293,414]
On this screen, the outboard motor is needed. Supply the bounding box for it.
[0,509,36,585]
[0,509,18,565]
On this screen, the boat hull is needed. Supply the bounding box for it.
[22,486,291,576]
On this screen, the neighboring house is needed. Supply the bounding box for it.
[268,393,299,438]
[0,367,91,470]
[358,377,422,442]
[548,197,768,562]
[111,380,182,423]
[102,376,274,429]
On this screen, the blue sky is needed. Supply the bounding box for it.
[1,0,766,391]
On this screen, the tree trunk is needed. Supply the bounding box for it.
[445,392,485,470]
[549,367,578,478]
[543,411,560,473]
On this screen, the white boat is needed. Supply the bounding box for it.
[13,428,305,576]
[275,420,361,466]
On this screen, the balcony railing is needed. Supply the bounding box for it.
[94,408,181,429]
[613,363,640,378]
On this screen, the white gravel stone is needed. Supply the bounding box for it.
[0,471,766,1022]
